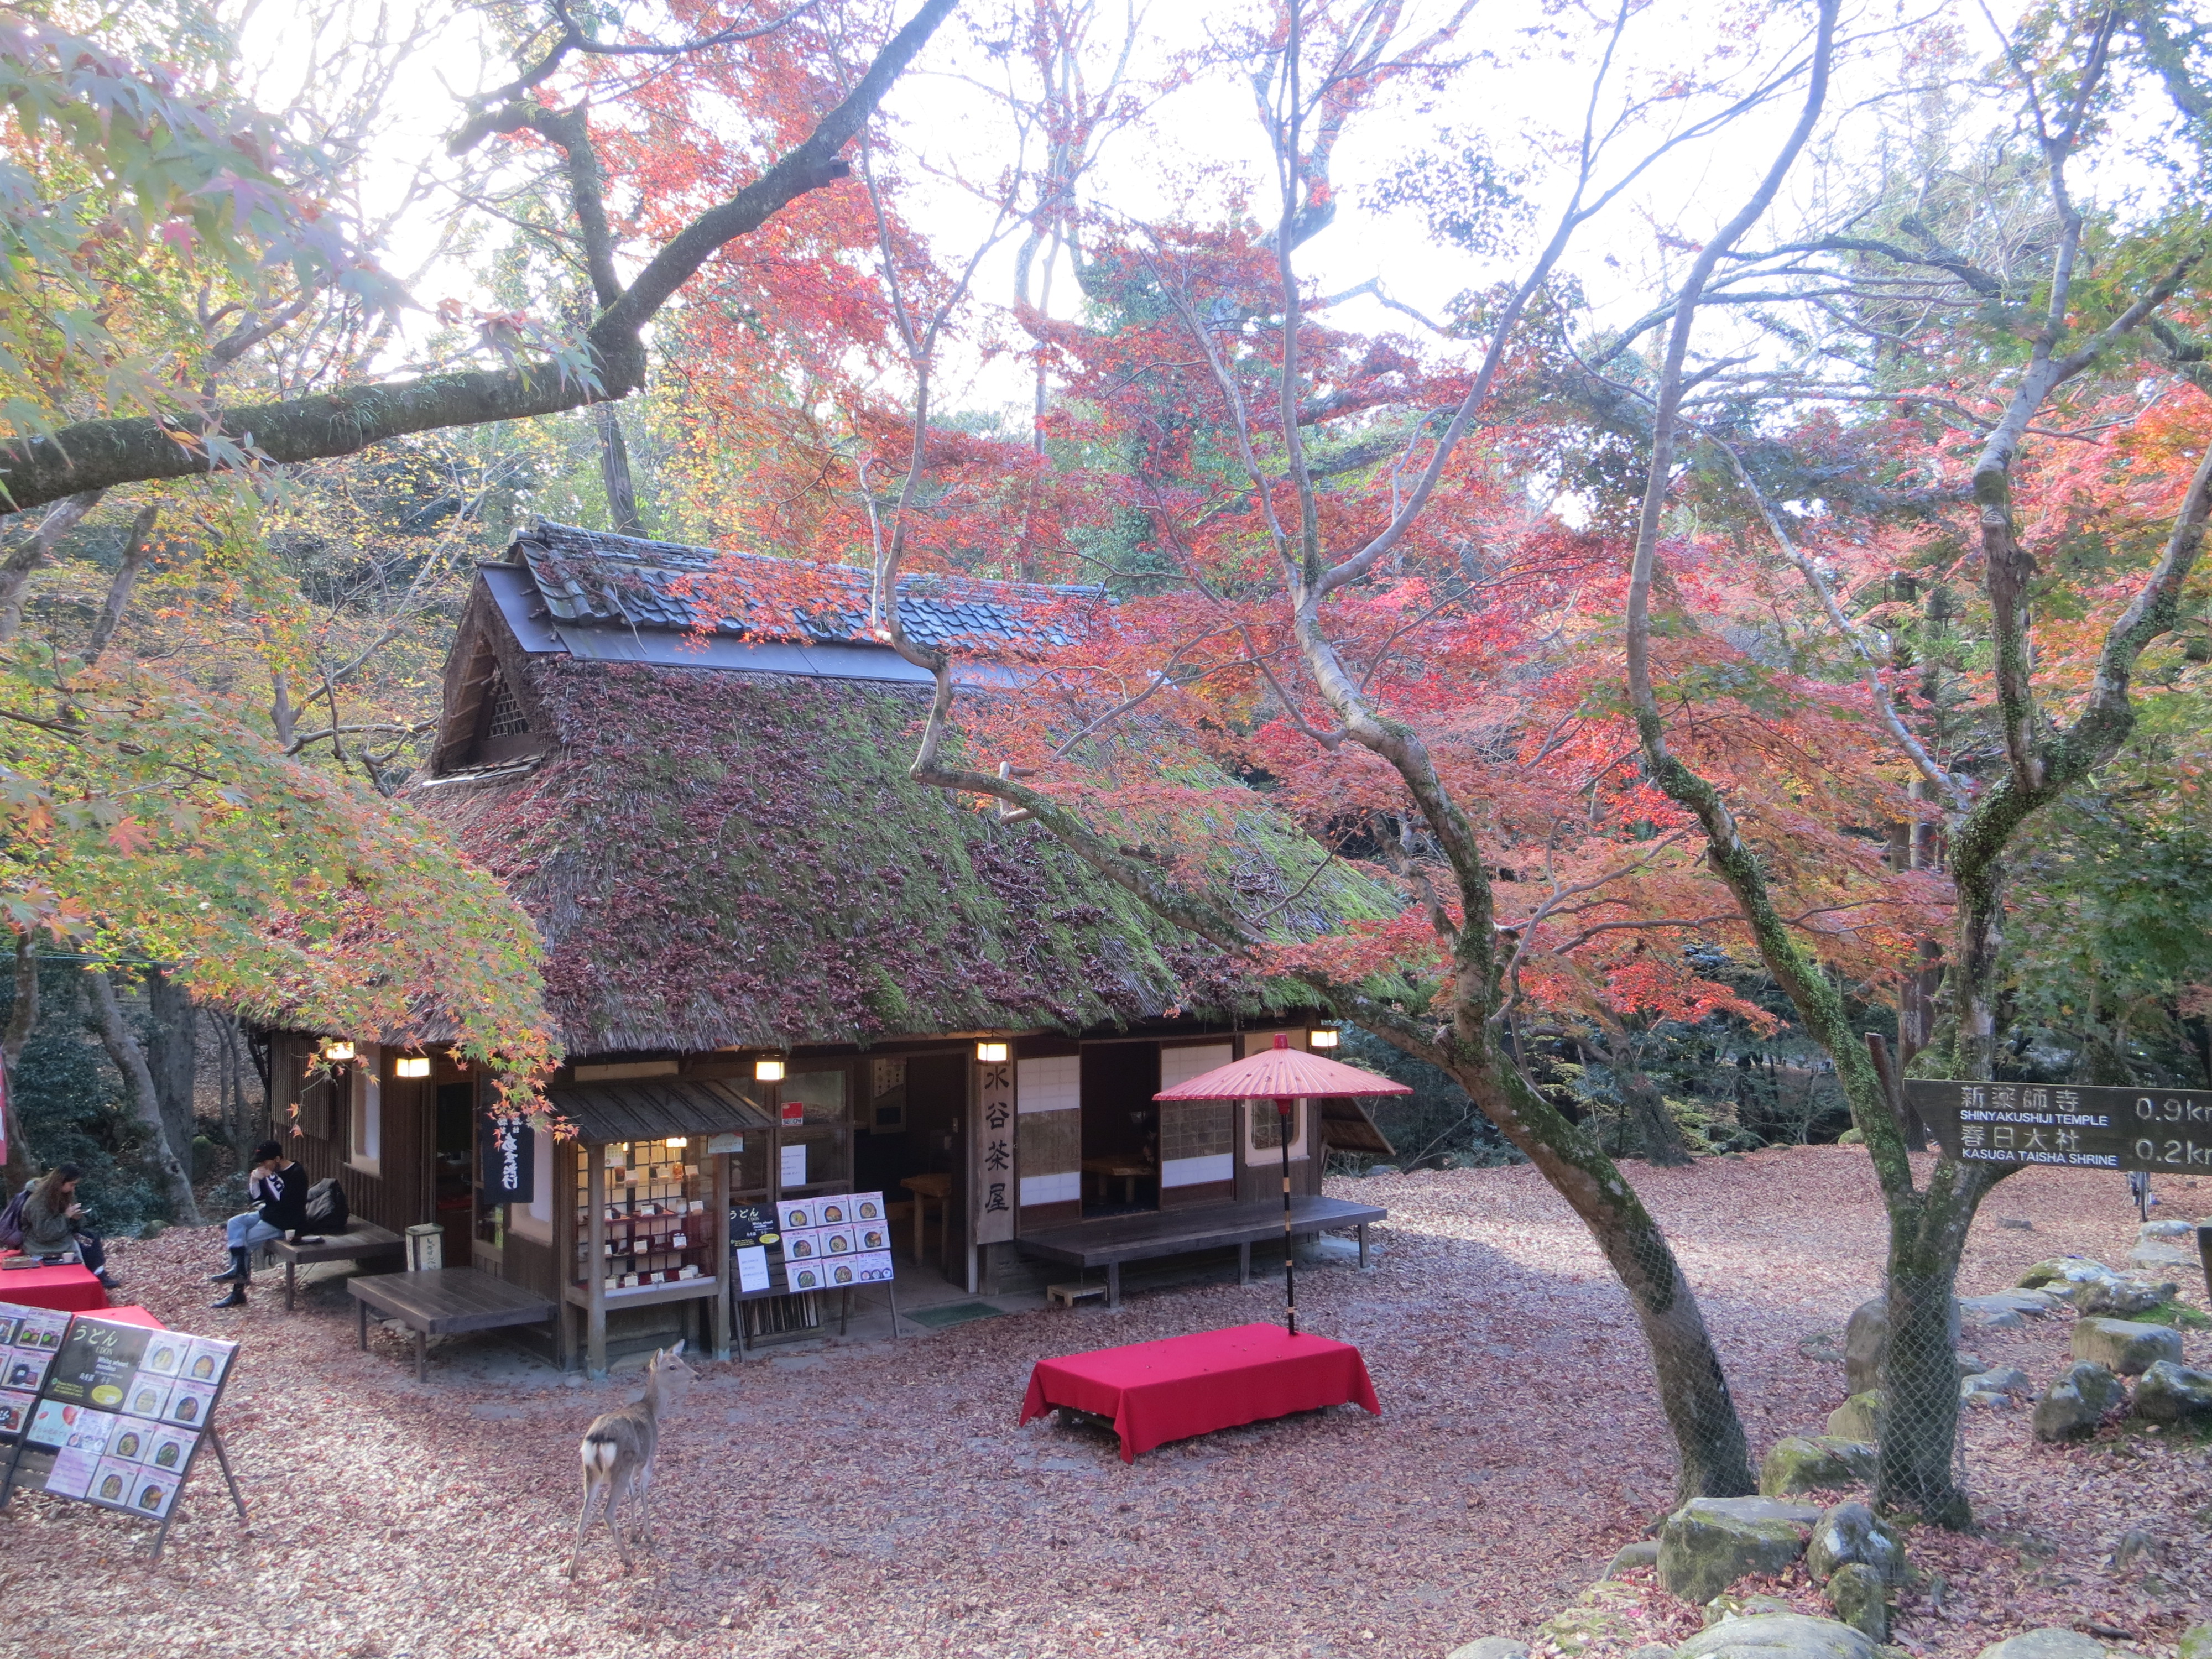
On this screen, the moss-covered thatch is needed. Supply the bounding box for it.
[416,658,1397,1055]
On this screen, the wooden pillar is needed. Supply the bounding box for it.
[554,1140,578,1373]
[586,1141,607,1379]
[710,1149,732,1360]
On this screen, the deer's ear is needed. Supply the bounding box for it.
[668,1339,687,1358]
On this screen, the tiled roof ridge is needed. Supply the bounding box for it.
[518,520,1104,605]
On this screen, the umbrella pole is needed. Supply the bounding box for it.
[1277,1096,1296,1337]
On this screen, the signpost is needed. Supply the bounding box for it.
[1904,1079,2212,1173]
[0,1303,249,1561]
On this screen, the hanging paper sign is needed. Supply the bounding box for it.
[478,1113,535,1204]
[779,1142,807,1188]
[973,1058,1014,1245]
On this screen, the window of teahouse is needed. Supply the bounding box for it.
[1245,1098,1308,1162]
[348,1045,382,1173]
[779,1069,851,1192]
[572,1138,713,1292]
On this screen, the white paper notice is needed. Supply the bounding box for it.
[735,1245,770,1293]
[779,1142,807,1188]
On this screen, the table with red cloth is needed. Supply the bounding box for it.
[1019,1322,1381,1462]
[90,1305,164,1329]
[0,1263,107,1312]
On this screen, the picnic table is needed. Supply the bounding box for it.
[0,1262,107,1312]
[1020,1321,1381,1460]
[347,1269,555,1383]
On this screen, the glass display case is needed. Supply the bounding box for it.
[573,1137,715,1292]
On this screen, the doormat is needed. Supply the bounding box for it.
[904,1301,1006,1329]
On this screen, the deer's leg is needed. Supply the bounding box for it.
[604,1462,637,1575]
[635,1453,659,1553]
[568,1467,601,1580]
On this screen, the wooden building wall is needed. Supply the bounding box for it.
[267,1031,436,1237]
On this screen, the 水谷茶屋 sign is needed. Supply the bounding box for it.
[1904,1081,2212,1172]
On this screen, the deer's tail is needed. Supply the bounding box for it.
[581,1433,620,1475]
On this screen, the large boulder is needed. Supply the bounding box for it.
[1973,1632,2107,1659]
[1703,1594,1793,1628]
[1843,1295,1963,1394]
[1657,1498,1821,1606]
[1960,1290,2062,1322]
[2132,1359,2212,1426]
[1759,1437,1875,1496]
[2032,1361,2127,1443]
[1823,1562,1888,1641]
[2072,1317,2184,1375]
[1825,1390,1887,1443]
[2019,1255,2117,1292]
[1804,1501,1905,1585]
[1675,1613,1878,1659]
[2077,1276,2179,1318]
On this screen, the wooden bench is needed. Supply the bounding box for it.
[347,1268,555,1382]
[267,1223,405,1311]
[1020,1196,1387,1309]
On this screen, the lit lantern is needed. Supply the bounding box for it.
[754,1056,786,1082]
[975,1040,1010,1063]
[324,1040,356,1063]
[393,1055,431,1079]
[1307,1027,1340,1050]
[665,1137,687,1149]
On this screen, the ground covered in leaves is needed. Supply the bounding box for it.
[5,1149,2206,1659]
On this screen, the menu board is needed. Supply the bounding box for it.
[0,1302,74,1442]
[1,1312,238,1528]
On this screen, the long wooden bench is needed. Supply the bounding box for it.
[1018,1196,1387,1308]
[348,1267,555,1382]
[267,1223,405,1310]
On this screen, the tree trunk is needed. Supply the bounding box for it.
[1620,1068,1695,1167]
[83,969,201,1225]
[144,968,199,1173]
[2,933,39,1190]
[1877,1159,1995,1524]
[592,402,644,535]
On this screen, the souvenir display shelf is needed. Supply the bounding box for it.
[573,1138,716,1297]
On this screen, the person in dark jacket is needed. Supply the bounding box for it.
[19,1165,120,1291]
[209,1141,307,1308]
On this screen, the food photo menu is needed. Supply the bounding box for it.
[0,1301,72,1442]
[9,1314,236,1519]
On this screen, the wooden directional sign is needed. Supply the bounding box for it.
[1905,1079,2212,1174]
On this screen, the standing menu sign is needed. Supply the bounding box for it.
[0,1304,249,1561]
[1906,1079,2212,1173]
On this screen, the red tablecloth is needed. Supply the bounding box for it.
[1020,1322,1381,1461]
[0,1265,107,1312]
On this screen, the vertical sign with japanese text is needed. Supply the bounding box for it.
[478,1113,535,1204]
[973,1058,1014,1244]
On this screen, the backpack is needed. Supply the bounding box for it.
[0,1183,26,1250]
[303,1177,349,1233]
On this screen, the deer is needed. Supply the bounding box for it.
[568,1340,695,1579]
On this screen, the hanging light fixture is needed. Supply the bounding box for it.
[754,1055,786,1082]
[323,1040,356,1063]
[975,1040,1010,1063]
[393,1055,431,1079]
[1307,1027,1340,1050]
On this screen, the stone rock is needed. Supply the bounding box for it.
[1961,1390,2018,1411]
[1805,1501,1905,1585]
[2077,1276,2178,1318]
[1703,1594,1794,1628]
[1825,1390,1887,1442]
[1446,1641,1530,1659]
[2177,1625,2210,1659]
[2111,1528,2161,1566]
[1978,1310,2027,1331]
[2140,1219,2195,1239]
[1960,1365,2032,1399]
[1972,1631,2107,1659]
[2032,1361,2127,1442]
[1824,1562,1888,1641]
[1760,1436,1876,1496]
[1997,1216,2034,1230]
[2131,1359,2212,1426]
[1631,1647,1677,1659]
[1657,1497,1821,1605]
[1532,1581,1644,1657]
[1953,1351,1987,1378]
[1676,1613,1879,1659]
[2128,1241,2201,1275]
[1837,1128,1865,1145]
[1843,1300,1886,1394]
[2072,1317,2184,1375]
[2018,1255,2115,1292]
[1604,1539,1660,1577]
[1961,1289,2063,1320]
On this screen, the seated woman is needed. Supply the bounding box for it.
[208,1140,307,1309]
[20,1164,121,1292]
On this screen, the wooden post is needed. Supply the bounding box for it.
[1277,1094,1296,1338]
[711,1148,732,1360]
[586,1141,607,1379]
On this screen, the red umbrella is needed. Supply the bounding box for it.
[1155,1033,1408,1335]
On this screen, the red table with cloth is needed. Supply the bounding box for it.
[1019,1321,1381,1462]
[0,1264,107,1312]
[90,1305,164,1329]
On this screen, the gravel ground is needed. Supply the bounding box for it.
[3,1148,2205,1659]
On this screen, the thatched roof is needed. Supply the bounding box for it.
[414,528,1399,1056]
